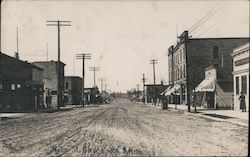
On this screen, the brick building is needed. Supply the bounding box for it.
[232,42,249,111]
[64,76,82,105]
[167,31,249,107]
[0,52,44,112]
[32,61,65,109]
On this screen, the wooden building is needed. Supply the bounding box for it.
[0,52,44,112]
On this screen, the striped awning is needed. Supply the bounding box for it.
[163,84,181,96]
[195,77,216,92]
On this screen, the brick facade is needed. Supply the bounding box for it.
[168,31,249,105]
[32,61,65,109]
[64,76,82,105]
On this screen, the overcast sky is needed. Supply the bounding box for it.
[1,0,249,92]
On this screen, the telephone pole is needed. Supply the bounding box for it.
[76,53,91,107]
[104,83,108,91]
[136,84,140,91]
[15,27,19,59]
[99,78,105,93]
[46,20,71,109]
[46,43,49,78]
[89,66,100,87]
[141,73,146,104]
[150,59,158,106]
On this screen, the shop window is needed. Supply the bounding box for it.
[11,84,15,91]
[213,46,219,58]
[236,77,239,95]
[241,75,247,94]
[51,90,57,95]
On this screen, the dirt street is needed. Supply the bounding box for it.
[0,99,248,156]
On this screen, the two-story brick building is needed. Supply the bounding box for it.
[0,52,44,112]
[32,61,65,109]
[167,31,249,108]
[64,76,82,105]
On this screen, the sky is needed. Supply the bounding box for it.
[1,0,249,92]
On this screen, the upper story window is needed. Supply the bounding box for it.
[180,66,183,78]
[183,48,186,61]
[213,46,219,58]
[11,84,15,91]
[180,50,182,62]
[183,64,186,77]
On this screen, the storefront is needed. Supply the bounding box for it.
[163,84,181,104]
[195,66,216,108]
[232,43,249,111]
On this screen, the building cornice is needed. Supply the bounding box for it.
[232,68,249,75]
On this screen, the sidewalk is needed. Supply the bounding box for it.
[168,104,249,127]
[0,104,99,120]
[0,113,27,120]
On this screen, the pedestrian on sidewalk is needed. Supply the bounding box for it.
[239,92,246,112]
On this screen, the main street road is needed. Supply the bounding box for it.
[0,99,248,156]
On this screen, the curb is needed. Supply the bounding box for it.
[147,104,249,127]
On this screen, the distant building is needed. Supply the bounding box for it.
[232,43,249,111]
[84,87,100,104]
[64,76,82,105]
[32,61,65,109]
[168,31,249,107]
[144,84,166,104]
[0,52,44,112]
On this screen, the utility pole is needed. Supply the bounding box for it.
[184,33,191,112]
[99,78,105,93]
[46,43,49,78]
[46,20,71,109]
[14,27,20,59]
[104,83,108,91]
[89,66,100,87]
[150,59,158,106]
[76,53,91,107]
[141,73,146,104]
[73,56,75,76]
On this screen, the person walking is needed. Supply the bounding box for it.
[239,92,246,112]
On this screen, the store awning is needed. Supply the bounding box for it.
[163,84,181,96]
[195,77,215,92]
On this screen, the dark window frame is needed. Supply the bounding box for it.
[241,75,247,94]
[236,77,239,95]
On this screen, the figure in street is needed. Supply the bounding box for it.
[239,92,246,112]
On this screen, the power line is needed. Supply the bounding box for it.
[189,2,223,35]
[195,24,214,38]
